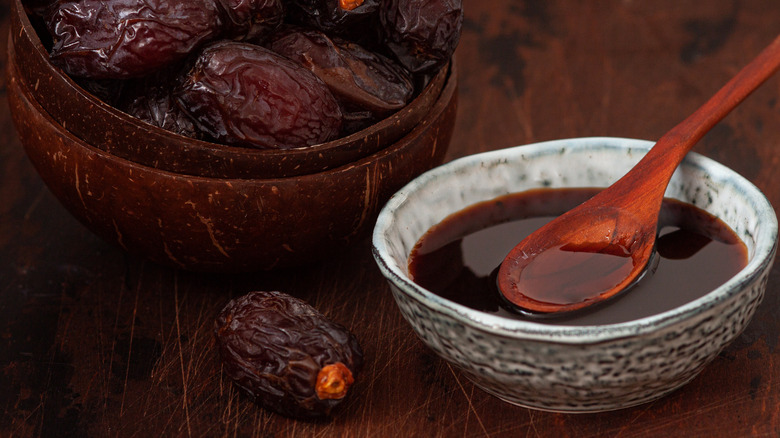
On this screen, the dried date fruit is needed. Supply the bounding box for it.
[73,77,125,107]
[118,74,202,139]
[287,0,380,38]
[215,291,363,420]
[268,27,413,117]
[341,109,378,136]
[45,0,224,79]
[175,41,343,149]
[380,0,463,74]
[218,0,285,42]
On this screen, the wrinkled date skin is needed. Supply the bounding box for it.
[175,41,342,149]
[45,0,225,79]
[215,291,363,420]
[44,0,284,79]
[74,77,125,106]
[118,75,201,139]
[287,0,380,37]
[268,27,413,117]
[380,0,463,74]
[220,0,285,42]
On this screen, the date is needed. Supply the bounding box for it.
[175,41,342,149]
[218,0,286,42]
[268,27,413,117]
[118,74,202,139]
[380,0,463,73]
[215,291,363,419]
[287,0,380,38]
[74,77,125,107]
[45,0,224,79]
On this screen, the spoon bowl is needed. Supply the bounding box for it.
[496,248,660,320]
[498,34,780,314]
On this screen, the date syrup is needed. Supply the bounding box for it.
[408,188,747,325]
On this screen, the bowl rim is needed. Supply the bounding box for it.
[372,137,779,343]
[10,44,459,185]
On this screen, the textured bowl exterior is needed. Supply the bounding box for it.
[9,0,447,179]
[8,45,458,272]
[372,137,777,412]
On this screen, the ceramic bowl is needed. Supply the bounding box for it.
[372,137,777,412]
[8,38,458,272]
[9,0,447,178]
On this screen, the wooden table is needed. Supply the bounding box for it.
[2,1,779,436]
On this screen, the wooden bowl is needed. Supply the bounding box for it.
[9,0,447,179]
[8,38,458,272]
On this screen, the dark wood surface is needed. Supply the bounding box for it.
[2,0,779,436]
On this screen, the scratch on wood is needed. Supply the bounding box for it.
[623,389,767,437]
[613,399,654,436]
[516,90,535,142]
[119,268,143,417]
[174,275,193,437]
[527,408,539,437]
[23,187,46,220]
[446,362,489,437]
[104,270,127,415]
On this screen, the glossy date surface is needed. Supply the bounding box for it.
[380,0,463,73]
[34,0,462,146]
[45,0,224,79]
[268,27,413,116]
[287,0,380,37]
[218,0,285,41]
[175,41,343,149]
[118,74,201,139]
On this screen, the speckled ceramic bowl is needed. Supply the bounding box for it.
[372,137,777,412]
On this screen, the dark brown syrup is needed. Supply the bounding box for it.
[408,188,748,325]
[507,242,635,307]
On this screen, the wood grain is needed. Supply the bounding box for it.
[2,0,780,436]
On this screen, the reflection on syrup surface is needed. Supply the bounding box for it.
[408,188,748,325]
[509,243,635,307]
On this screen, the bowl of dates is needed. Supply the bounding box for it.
[372,137,777,412]
[9,0,461,271]
[10,0,460,179]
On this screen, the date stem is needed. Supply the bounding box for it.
[316,363,355,400]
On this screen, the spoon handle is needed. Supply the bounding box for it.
[614,34,780,202]
[499,34,780,314]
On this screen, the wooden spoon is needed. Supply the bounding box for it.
[497,35,780,315]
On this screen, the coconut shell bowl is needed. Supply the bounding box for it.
[8,0,457,272]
